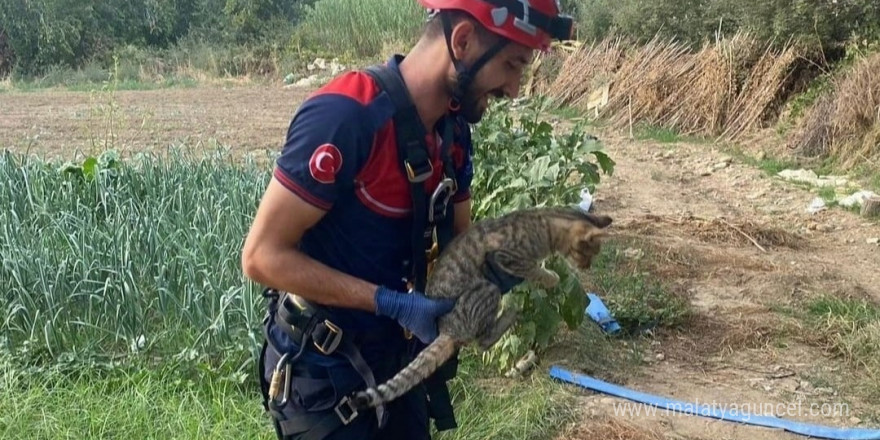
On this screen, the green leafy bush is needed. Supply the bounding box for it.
[469,96,615,370]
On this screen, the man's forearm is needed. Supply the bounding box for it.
[244,245,378,312]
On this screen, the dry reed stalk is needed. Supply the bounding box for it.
[654,44,731,135]
[721,42,802,141]
[542,36,624,106]
[786,92,835,157]
[529,31,806,140]
[599,36,692,129]
[683,33,761,134]
[829,53,880,167]
[525,45,571,97]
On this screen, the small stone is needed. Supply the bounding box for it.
[756,151,766,161]
[851,417,862,424]
[623,248,645,260]
[868,238,880,245]
[807,197,827,214]
[701,169,713,177]
[655,353,665,361]
[713,161,730,171]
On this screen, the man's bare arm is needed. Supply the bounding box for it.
[241,177,378,312]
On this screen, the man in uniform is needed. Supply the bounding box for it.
[240,1,576,439]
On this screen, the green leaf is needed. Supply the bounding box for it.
[527,156,551,182]
[592,151,616,177]
[547,258,588,330]
[82,157,98,180]
[58,161,83,178]
[517,320,536,348]
[531,294,562,348]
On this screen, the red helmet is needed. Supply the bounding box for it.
[417,0,574,51]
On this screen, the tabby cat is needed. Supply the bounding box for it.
[351,205,613,410]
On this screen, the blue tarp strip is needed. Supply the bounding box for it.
[549,366,880,440]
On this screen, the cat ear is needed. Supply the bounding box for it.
[583,213,613,229]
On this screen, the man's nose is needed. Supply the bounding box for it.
[504,79,521,100]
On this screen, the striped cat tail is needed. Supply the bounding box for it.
[352,333,457,409]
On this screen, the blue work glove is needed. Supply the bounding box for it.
[374,286,456,344]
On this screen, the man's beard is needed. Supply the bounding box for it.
[458,92,485,124]
[455,86,495,124]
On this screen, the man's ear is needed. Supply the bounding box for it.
[449,19,478,61]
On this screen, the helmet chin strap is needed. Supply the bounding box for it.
[440,13,509,114]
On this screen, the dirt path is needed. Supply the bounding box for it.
[2,85,878,440]
[559,130,880,440]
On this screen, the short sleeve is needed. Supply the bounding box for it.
[451,117,474,203]
[273,95,369,210]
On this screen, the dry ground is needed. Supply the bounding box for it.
[555,130,880,439]
[2,84,878,440]
[0,85,310,160]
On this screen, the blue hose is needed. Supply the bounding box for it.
[550,366,880,440]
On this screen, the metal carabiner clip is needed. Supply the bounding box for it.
[268,352,292,407]
[428,178,456,223]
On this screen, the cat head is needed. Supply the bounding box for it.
[559,209,613,269]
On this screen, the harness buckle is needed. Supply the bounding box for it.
[313,319,343,355]
[334,396,359,425]
[429,178,455,223]
[404,158,433,183]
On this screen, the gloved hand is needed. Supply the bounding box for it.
[374,286,456,344]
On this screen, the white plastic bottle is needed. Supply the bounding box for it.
[578,187,593,212]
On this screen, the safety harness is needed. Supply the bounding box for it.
[258,60,462,440]
[363,61,459,293]
[260,290,383,439]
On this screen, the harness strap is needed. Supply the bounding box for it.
[364,61,458,292]
[274,294,387,426]
[365,64,432,292]
[481,251,526,294]
[363,61,460,432]
[439,12,510,109]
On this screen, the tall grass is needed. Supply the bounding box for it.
[295,0,425,58]
[0,148,270,371]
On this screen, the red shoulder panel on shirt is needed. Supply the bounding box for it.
[309,71,380,106]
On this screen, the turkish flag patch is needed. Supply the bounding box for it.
[308,143,343,184]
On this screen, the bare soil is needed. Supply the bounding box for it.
[0,85,310,161]
[2,84,878,440]
[559,130,880,440]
